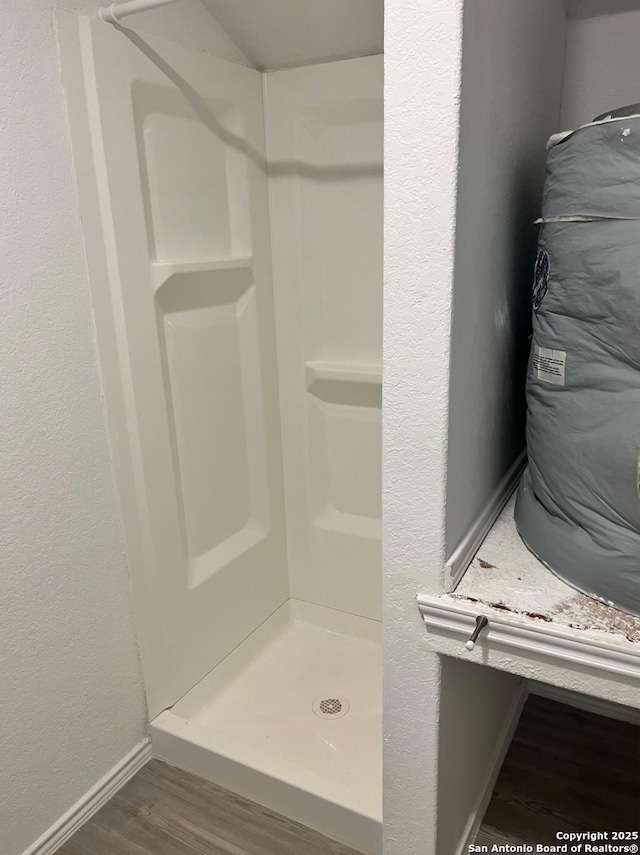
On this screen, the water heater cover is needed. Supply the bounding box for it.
[515,107,640,616]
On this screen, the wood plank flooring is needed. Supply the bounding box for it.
[479,695,640,842]
[58,759,364,855]
[474,826,529,847]
[59,695,640,854]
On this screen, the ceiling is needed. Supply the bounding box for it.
[201,0,383,70]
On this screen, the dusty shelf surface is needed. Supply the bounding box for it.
[449,496,640,649]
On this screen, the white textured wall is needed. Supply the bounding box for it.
[0,4,246,854]
[385,5,640,851]
[445,0,565,556]
[437,660,524,855]
[561,7,640,129]
[383,1,463,852]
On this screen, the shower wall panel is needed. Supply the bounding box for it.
[265,57,383,620]
[61,17,288,715]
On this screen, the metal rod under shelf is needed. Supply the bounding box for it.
[98,0,185,24]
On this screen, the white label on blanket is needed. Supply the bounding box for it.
[533,345,566,385]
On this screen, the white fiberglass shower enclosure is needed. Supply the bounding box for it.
[57,9,382,855]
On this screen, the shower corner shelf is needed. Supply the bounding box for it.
[304,361,382,407]
[418,497,640,698]
[150,255,254,290]
[305,361,382,387]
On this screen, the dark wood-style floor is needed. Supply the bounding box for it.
[59,695,640,854]
[480,694,640,843]
[58,759,364,855]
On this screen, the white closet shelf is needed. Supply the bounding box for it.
[418,596,640,682]
[150,256,253,290]
[418,496,640,685]
[305,361,382,386]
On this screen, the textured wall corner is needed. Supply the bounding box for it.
[384,0,462,590]
[383,0,464,853]
[446,0,566,557]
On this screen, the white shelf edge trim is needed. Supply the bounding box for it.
[445,449,527,592]
[417,596,640,681]
[23,738,152,855]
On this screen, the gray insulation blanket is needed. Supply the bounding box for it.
[515,111,640,616]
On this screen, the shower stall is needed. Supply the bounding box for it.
[57,8,382,854]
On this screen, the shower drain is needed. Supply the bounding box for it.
[312,695,350,720]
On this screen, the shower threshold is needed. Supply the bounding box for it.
[149,599,382,855]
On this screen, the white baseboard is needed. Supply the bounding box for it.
[445,450,527,591]
[23,739,152,855]
[455,680,529,855]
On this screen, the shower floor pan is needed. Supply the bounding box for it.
[149,599,382,855]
